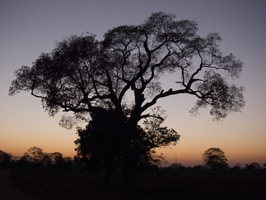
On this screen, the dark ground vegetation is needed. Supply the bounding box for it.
[1,167,264,200]
[1,149,266,199]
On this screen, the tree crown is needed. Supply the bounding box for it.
[9,12,245,124]
[203,147,228,170]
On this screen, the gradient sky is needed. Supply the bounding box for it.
[1,0,266,166]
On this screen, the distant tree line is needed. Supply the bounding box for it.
[1,147,265,174]
[0,147,74,170]
[167,148,266,174]
[166,161,266,175]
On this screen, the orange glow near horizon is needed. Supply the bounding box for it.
[1,91,265,167]
[1,94,266,166]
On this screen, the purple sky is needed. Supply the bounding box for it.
[1,0,266,166]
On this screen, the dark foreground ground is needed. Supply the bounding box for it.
[1,168,266,200]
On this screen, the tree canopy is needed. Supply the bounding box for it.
[9,12,244,122]
[75,107,179,168]
[203,147,228,170]
[75,107,179,186]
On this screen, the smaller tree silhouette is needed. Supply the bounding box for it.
[203,148,228,171]
[24,146,44,162]
[49,152,64,166]
[0,150,13,169]
[245,162,261,171]
[24,146,51,167]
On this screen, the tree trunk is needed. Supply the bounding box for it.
[120,156,136,189]
[120,135,132,189]
[116,113,137,189]
[120,128,137,189]
[103,166,113,187]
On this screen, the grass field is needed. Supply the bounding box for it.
[6,169,266,200]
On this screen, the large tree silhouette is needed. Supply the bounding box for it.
[9,12,244,187]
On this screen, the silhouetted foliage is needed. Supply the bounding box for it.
[24,146,44,162]
[9,12,245,188]
[169,163,186,175]
[75,108,179,186]
[192,165,206,171]
[229,164,242,173]
[245,162,262,171]
[15,155,31,168]
[10,147,75,170]
[203,148,228,171]
[0,150,13,169]
[49,152,64,167]
[75,111,121,172]
[23,146,49,168]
